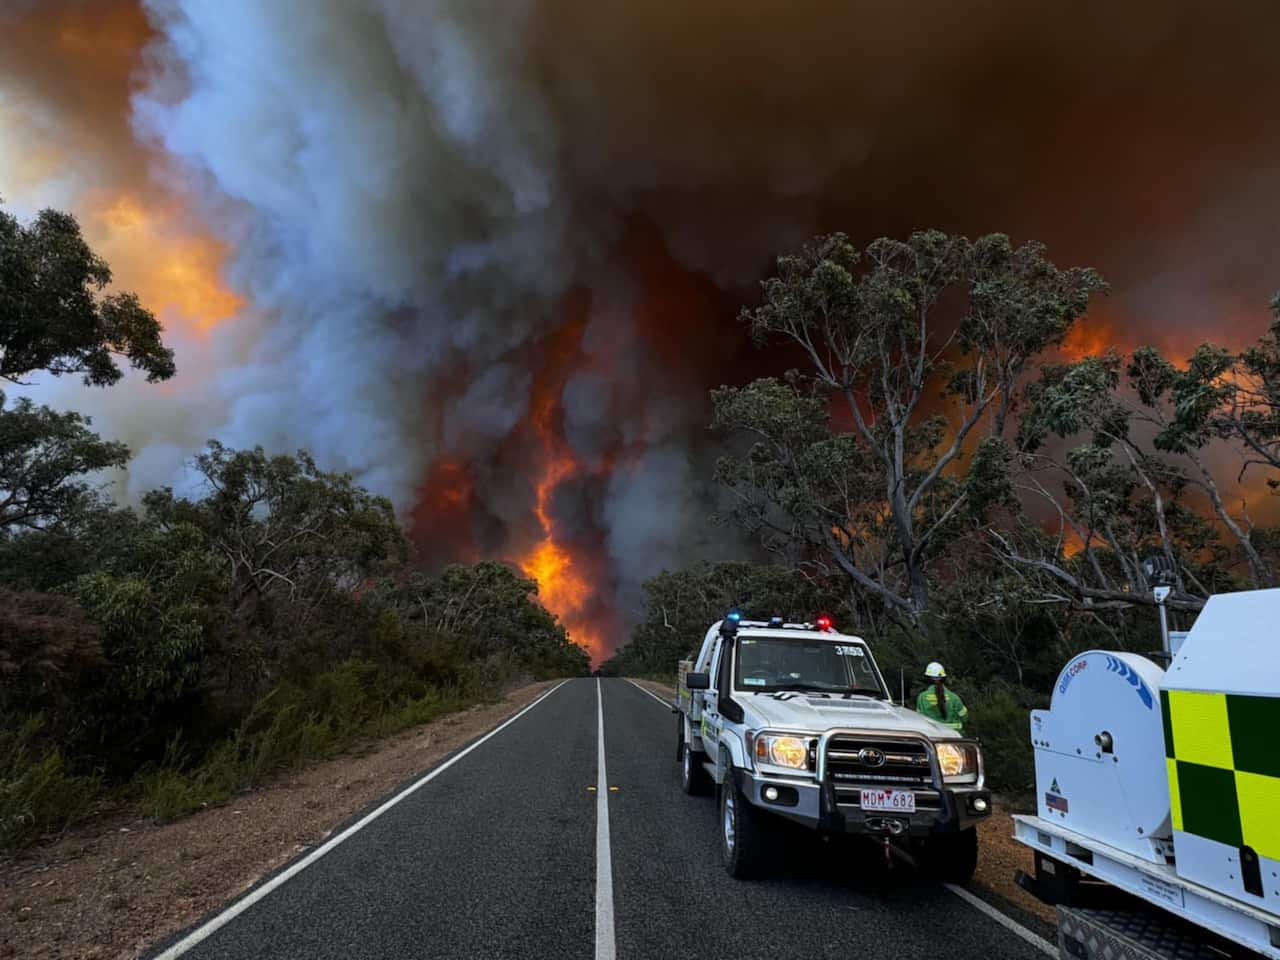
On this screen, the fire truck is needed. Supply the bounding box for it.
[673,612,992,878]
[1015,587,1280,958]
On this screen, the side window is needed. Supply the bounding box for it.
[707,640,721,690]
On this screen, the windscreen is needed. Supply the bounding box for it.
[735,635,885,696]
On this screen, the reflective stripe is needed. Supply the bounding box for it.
[1236,770,1280,861]
[1167,690,1233,770]
[1165,690,1280,860]
[1166,758,1183,832]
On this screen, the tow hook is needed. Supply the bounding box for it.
[866,817,906,836]
[866,818,906,867]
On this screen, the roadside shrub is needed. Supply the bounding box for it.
[132,660,481,825]
[0,591,103,727]
[0,716,101,850]
[960,679,1043,800]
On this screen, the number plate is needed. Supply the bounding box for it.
[860,789,916,813]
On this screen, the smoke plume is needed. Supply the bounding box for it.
[4,0,1280,657]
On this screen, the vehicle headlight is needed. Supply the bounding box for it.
[754,734,809,770]
[936,742,980,783]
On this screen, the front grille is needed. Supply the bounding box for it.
[824,736,933,789]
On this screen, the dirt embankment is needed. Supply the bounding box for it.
[634,677,1051,924]
[1,681,556,960]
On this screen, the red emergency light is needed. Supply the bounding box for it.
[815,615,833,631]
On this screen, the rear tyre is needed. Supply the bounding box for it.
[916,827,978,884]
[681,741,710,795]
[720,775,768,879]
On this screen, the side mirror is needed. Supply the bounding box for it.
[685,672,710,691]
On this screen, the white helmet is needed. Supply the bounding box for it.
[924,661,947,680]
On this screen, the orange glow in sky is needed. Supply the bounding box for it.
[89,192,243,334]
[0,1,241,341]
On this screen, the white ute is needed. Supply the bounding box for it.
[673,613,991,879]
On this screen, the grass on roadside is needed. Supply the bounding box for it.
[2,661,495,846]
[136,668,478,823]
[0,716,102,850]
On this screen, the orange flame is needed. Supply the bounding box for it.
[1061,316,1114,360]
[514,304,603,664]
[408,459,481,565]
[425,460,473,511]
[519,416,601,663]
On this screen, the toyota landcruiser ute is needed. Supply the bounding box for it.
[673,613,991,879]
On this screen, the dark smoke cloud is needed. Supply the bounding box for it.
[6,0,1280,646]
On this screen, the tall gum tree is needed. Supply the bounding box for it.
[714,231,1104,626]
[991,321,1280,615]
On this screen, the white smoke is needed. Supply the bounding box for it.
[126,0,581,508]
[8,0,1280,649]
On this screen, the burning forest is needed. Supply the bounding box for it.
[4,1,1280,663]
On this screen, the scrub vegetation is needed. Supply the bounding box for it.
[0,203,589,852]
[603,231,1280,794]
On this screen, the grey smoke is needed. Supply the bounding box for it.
[7,0,1280,649]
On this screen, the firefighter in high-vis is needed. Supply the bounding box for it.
[916,661,968,732]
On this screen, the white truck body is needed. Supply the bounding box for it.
[1016,588,1280,958]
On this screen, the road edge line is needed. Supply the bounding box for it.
[944,883,1056,957]
[595,678,617,960]
[153,679,570,959]
[624,678,671,708]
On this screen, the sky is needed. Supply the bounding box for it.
[2,0,1279,659]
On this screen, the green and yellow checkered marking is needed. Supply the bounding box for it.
[1162,689,1280,861]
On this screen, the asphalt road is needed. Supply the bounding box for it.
[149,678,1051,960]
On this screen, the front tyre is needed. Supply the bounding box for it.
[720,775,768,879]
[916,827,978,884]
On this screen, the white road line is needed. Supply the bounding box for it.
[623,676,1052,956]
[595,678,617,960]
[154,680,570,959]
[944,883,1056,957]
[625,678,672,708]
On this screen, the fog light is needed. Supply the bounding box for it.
[764,786,779,802]
[973,797,989,813]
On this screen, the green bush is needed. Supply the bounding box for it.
[132,662,480,825]
[0,716,101,850]
[961,679,1044,799]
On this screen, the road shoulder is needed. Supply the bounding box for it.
[0,680,556,960]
